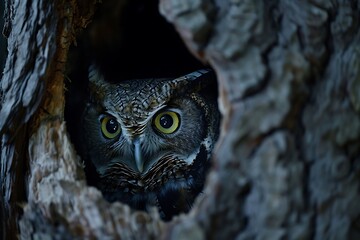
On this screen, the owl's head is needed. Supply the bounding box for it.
[80,66,219,220]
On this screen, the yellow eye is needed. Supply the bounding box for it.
[101,116,121,139]
[153,111,180,134]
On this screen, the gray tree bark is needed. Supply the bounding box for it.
[1,0,360,239]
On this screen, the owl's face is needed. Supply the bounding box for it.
[80,67,219,220]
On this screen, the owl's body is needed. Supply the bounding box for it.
[80,67,219,220]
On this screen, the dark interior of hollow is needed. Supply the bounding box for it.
[64,0,211,211]
[67,0,205,83]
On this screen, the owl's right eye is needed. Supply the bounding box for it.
[100,116,121,139]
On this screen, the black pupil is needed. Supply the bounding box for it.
[106,119,118,133]
[160,114,173,129]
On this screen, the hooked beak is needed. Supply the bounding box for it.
[133,139,144,173]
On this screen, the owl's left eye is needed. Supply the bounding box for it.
[101,116,121,139]
[153,111,180,134]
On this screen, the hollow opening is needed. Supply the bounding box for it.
[65,0,219,221]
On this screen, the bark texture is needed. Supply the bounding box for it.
[0,0,96,237]
[1,0,360,239]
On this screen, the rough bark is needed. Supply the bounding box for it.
[1,0,360,239]
[0,0,97,237]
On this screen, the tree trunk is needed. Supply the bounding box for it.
[1,0,360,239]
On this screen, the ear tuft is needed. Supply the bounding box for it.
[88,65,109,101]
[183,69,212,81]
[176,69,217,96]
[88,65,106,85]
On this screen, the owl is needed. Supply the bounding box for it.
[79,66,220,220]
